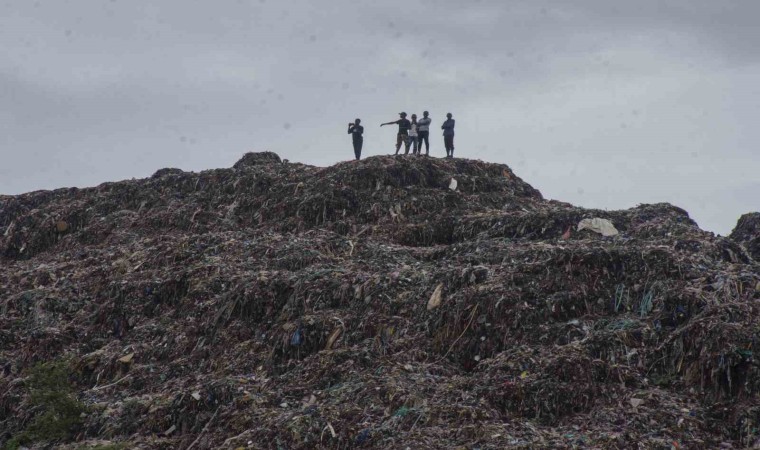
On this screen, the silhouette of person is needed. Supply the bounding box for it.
[408,114,419,155]
[441,113,455,158]
[348,118,364,160]
[417,111,431,155]
[381,112,411,155]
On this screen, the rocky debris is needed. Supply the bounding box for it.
[0,152,759,449]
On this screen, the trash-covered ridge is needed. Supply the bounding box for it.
[1,152,759,449]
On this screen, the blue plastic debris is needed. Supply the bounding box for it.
[290,325,303,346]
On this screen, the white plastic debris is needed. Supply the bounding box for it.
[427,283,444,310]
[448,178,458,191]
[577,218,619,237]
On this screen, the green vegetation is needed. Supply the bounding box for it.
[3,360,87,450]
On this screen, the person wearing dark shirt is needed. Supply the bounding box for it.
[417,111,431,156]
[348,118,364,160]
[441,112,455,158]
[381,112,411,155]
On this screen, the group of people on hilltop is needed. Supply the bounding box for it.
[347,111,455,161]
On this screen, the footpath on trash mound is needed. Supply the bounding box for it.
[1,152,759,449]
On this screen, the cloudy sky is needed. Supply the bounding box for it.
[1,0,758,234]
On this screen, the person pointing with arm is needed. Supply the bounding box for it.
[381,112,411,155]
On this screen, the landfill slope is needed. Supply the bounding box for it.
[1,152,759,449]
[730,213,760,261]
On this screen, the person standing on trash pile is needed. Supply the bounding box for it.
[348,118,364,160]
[417,111,431,156]
[441,112,455,158]
[380,112,411,155]
[407,114,420,155]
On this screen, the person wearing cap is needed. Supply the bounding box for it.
[407,114,419,155]
[441,113,455,158]
[417,111,431,155]
[381,112,411,155]
[347,118,364,160]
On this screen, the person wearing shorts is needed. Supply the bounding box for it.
[381,112,411,155]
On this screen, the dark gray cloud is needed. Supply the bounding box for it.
[1,0,758,234]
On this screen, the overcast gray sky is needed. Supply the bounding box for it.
[1,0,758,234]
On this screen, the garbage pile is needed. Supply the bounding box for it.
[1,153,758,449]
[730,213,760,261]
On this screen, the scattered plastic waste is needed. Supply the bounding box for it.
[0,153,757,448]
[577,217,619,236]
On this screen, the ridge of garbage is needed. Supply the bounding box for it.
[1,152,758,449]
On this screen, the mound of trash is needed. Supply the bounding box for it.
[0,153,758,449]
[731,213,760,261]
